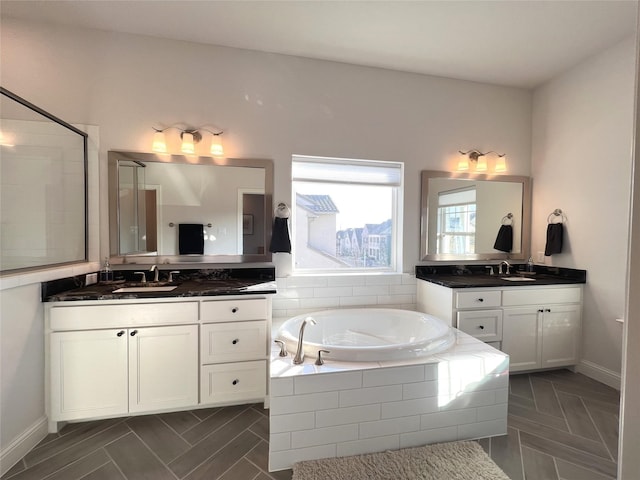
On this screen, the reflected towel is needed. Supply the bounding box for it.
[493,225,513,252]
[269,217,291,253]
[545,223,563,256]
[178,223,204,255]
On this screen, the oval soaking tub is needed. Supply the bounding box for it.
[276,308,455,362]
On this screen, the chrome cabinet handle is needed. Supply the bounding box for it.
[117,330,125,337]
[130,330,138,336]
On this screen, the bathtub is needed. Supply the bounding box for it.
[276,308,455,362]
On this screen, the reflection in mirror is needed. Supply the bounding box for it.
[0,87,88,273]
[108,151,273,264]
[420,171,531,261]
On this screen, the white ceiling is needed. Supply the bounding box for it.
[2,0,637,88]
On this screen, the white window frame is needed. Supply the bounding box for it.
[292,154,403,274]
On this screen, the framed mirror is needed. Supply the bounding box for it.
[108,151,273,264]
[420,170,531,261]
[0,87,88,274]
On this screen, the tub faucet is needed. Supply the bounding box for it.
[293,317,317,364]
[499,260,512,275]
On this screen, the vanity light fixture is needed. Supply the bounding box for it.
[151,125,224,156]
[457,149,507,173]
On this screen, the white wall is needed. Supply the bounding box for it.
[0,17,533,459]
[531,37,637,377]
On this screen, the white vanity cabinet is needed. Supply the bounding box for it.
[417,280,583,372]
[200,299,268,404]
[45,295,272,431]
[47,302,199,423]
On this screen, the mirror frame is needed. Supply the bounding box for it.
[108,150,273,265]
[420,170,532,262]
[1,87,88,274]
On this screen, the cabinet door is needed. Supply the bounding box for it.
[128,325,198,413]
[541,304,580,368]
[50,329,128,421]
[502,307,541,372]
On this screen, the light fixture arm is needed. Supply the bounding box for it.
[458,149,506,161]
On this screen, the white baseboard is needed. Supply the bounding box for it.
[0,416,48,476]
[575,360,621,390]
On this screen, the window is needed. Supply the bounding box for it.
[436,187,476,254]
[292,155,403,273]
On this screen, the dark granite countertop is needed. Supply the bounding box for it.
[42,267,277,302]
[415,264,586,289]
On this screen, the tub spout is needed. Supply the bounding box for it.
[293,317,316,364]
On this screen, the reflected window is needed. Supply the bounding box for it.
[437,187,476,255]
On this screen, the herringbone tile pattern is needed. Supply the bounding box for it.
[2,370,619,480]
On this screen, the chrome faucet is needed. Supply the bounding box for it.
[293,317,317,364]
[499,260,512,275]
[149,265,159,282]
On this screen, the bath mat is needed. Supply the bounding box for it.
[292,440,510,480]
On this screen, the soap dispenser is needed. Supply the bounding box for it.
[100,257,114,282]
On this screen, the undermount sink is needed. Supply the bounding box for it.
[502,276,536,282]
[112,286,179,293]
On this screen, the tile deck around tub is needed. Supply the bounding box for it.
[269,330,509,471]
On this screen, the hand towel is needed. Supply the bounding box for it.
[544,223,563,256]
[178,223,204,255]
[493,225,513,252]
[269,217,291,253]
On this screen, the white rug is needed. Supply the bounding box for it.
[292,440,510,480]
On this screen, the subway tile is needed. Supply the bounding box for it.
[403,380,438,400]
[337,434,400,457]
[376,294,415,305]
[421,409,477,429]
[424,363,438,381]
[401,275,417,285]
[294,371,362,394]
[284,277,329,288]
[389,284,418,295]
[339,385,403,407]
[299,297,340,309]
[276,287,315,299]
[270,378,294,397]
[363,365,425,387]
[477,403,508,422]
[400,426,458,449]
[269,391,339,415]
[269,444,336,472]
[327,276,366,287]
[439,390,497,411]
[313,287,350,298]
[458,418,508,439]
[365,275,402,286]
[496,388,509,403]
[270,412,316,433]
[269,433,291,451]
[315,404,381,427]
[359,416,420,439]
[353,285,389,296]
[291,424,359,448]
[273,298,301,310]
[339,295,378,306]
[381,397,439,419]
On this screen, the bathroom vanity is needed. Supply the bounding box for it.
[42,269,275,433]
[416,265,586,372]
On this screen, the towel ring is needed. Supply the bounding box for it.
[275,202,291,219]
[547,209,567,224]
[501,213,513,225]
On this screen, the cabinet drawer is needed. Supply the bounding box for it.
[50,302,199,330]
[201,321,267,363]
[200,360,266,404]
[201,298,267,322]
[455,290,501,309]
[457,310,503,342]
[502,287,581,306]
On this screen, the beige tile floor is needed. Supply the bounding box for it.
[1,369,619,480]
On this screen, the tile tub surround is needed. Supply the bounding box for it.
[268,330,509,471]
